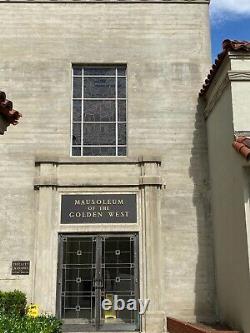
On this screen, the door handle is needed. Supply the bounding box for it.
[93,279,103,288]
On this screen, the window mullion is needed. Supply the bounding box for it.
[115,68,118,156]
[71,67,74,156]
[81,68,84,156]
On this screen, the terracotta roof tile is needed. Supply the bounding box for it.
[232,136,250,160]
[200,40,250,97]
[0,91,22,125]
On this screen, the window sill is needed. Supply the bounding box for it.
[35,155,161,165]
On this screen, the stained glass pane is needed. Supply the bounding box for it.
[118,78,126,98]
[73,77,82,98]
[82,147,116,156]
[83,123,116,145]
[72,123,81,145]
[73,100,82,122]
[73,67,82,76]
[72,147,81,156]
[84,78,115,98]
[118,100,126,122]
[84,67,116,76]
[84,100,115,122]
[118,123,126,145]
[117,66,127,76]
[118,147,127,156]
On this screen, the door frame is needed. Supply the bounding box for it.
[56,233,140,332]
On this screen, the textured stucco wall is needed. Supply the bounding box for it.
[0,3,215,330]
[205,55,250,333]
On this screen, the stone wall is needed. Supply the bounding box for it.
[0,3,215,331]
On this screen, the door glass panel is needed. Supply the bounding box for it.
[61,237,96,329]
[59,235,139,332]
[100,236,139,331]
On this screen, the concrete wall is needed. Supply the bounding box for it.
[205,54,250,333]
[0,3,215,331]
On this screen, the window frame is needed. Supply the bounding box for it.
[70,64,128,157]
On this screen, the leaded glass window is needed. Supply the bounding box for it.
[71,65,127,156]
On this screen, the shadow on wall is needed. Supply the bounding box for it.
[189,98,217,324]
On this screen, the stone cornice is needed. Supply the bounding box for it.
[229,53,250,60]
[34,156,163,189]
[228,70,250,81]
[204,75,230,119]
[204,69,250,119]
[0,0,209,3]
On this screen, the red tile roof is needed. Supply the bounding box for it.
[233,136,250,160]
[200,40,250,97]
[0,91,22,125]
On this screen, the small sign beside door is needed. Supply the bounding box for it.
[61,194,137,224]
[11,261,30,275]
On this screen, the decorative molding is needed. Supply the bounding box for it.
[34,176,162,188]
[0,0,209,3]
[229,53,250,61]
[234,131,250,137]
[34,158,163,190]
[203,69,250,119]
[204,75,230,119]
[228,70,250,81]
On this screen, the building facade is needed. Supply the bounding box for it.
[0,1,215,332]
[200,40,250,333]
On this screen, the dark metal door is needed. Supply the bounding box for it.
[57,235,97,332]
[57,234,139,332]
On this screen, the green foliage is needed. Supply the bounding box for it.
[0,290,27,316]
[0,314,62,333]
[0,290,62,332]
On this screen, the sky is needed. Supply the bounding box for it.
[209,0,250,61]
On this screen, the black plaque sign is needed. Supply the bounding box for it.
[12,261,30,275]
[61,194,137,224]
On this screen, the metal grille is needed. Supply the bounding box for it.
[58,234,139,331]
[61,237,96,324]
[101,236,137,326]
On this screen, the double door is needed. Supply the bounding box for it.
[57,234,140,332]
